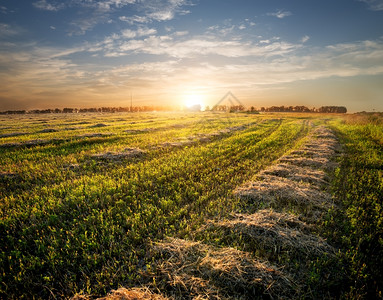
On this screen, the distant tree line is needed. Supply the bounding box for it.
[210,105,246,112]
[258,105,347,113]
[0,105,347,114]
[0,106,178,114]
[208,105,347,113]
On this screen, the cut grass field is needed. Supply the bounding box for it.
[0,112,382,299]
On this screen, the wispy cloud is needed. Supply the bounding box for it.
[96,0,136,11]
[1,6,9,14]
[206,19,257,37]
[120,15,150,24]
[119,0,192,24]
[359,0,383,11]
[33,0,65,11]
[121,27,157,38]
[36,0,194,35]
[301,35,310,43]
[96,32,301,58]
[33,0,137,12]
[267,9,292,19]
[0,23,21,37]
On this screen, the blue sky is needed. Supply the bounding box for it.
[1,0,383,111]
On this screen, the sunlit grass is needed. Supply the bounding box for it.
[1,112,382,299]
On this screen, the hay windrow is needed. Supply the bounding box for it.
[72,287,168,300]
[201,209,335,260]
[275,127,340,171]
[124,128,153,133]
[288,148,335,159]
[278,156,331,169]
[91,148,145,161]
[0,138,57,148]
[38,128,58,133]
[99,287,168,300]
[259,163,328,186]
[89,123,108,128]
[154,238,296,299]
[0,132,28,138]
[77,133,111,138]
[234,174,333,212]
[157,141,194,148]
[301,142,339,153]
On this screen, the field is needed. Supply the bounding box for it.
[1,112,382,299]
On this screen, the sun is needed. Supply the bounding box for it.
[183,93,205,110]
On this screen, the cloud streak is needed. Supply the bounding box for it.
[95,32,300,58]
[119,0,192,24]
[33,0,65,11]
[0,23,21,37]
[359,0,383,11]
[267,9,292,19]
[32,0,193,34]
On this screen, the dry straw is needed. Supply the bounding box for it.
[202,209,335,260]
[258,163,328,186]
[154,238,295,299]
[91,148,146,161]
[234,126,340,220]
[73,287,168,300]
[235,174,333,212]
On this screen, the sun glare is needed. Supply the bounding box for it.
[184,93,205,110]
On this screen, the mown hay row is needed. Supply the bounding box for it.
[235,126,339,211]
[276,127,340,172]
[89,123,108,128]
[153,238,296,299]
[201,209,335,261]
[258,163,328,186]
[0,132,28,138]
[0,138,60,148]
[73,287,168,300]
[77,133,112,138]
[235,174,333,214]
[124,128,154,133]
[153,123,257,150]
[278,156,332,169]
[90,148,146,161]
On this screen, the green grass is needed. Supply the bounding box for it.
[1,112,382,299]
[325,118,383,299]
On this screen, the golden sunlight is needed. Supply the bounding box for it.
[183,93,205,110]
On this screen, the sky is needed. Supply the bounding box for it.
[1,0,383,112]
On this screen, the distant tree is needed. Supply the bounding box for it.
[318,106,347,113]
[63,108,74,113]
[0,110,26,114]
[229,105,245,112]
[212,105,227,112]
